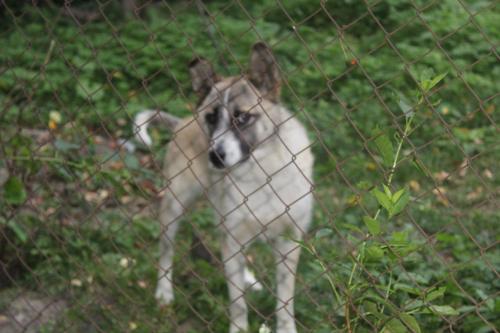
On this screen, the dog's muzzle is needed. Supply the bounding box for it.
[209,147,226,169]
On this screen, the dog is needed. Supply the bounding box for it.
[134,42,314,333]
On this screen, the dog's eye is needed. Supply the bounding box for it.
[205,109,218,125]
[233,109,252,126]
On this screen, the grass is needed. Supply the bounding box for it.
[0,1,499,332]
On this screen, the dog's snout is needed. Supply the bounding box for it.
[209,146,226,169]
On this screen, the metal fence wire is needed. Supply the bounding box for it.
[0,1,498,332]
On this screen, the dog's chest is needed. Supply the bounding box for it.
[210,146,312,242]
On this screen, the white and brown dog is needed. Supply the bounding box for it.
[134,43,314,333]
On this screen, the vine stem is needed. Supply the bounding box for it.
[381,271,393,314]
[347,114,414,298]
[307,244,342,304]
[297,241,347,329]
[387,116,414,186]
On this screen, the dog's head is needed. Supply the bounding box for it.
[189,42,282,170]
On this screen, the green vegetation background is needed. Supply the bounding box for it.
[0,1,498,332]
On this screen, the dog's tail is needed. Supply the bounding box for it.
[133,109,181,146]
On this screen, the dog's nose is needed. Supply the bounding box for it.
[209,147,226,169]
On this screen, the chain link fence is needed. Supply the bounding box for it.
[0,1,498,332]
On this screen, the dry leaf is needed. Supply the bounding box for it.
[432,187,449,206]
[365,161,377,171]
[45,207,56,217]
[409,180,421,192]
[120,195,133,204]
[98,189,109,200]
[459,159,469,177]
[435,171,450,183]
[140,180,157,194]
[84,191,98,202]
[94,136,105,145]
[139,155,152,165]
[485,104,494,114]
[70,279,82,287]
[466,186,483,201]
[109,160,125,170]
[346,194,361,207]
[120,257,129,268]
[483,169,493,180]
[48,119,58,130]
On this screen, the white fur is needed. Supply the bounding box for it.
[133,109,180,146]
[212,129,242,168]
[133,109,155,146]
[244,267,263,291]
[209,87,243,168]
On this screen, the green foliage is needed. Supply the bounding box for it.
[296,72,497,332]
[372,186,410,218]
[3,176,27,205]
[1,1,498,332]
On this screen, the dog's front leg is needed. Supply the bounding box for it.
[222,237,248,333]
[155,190,184,305]
[274,238,301,333]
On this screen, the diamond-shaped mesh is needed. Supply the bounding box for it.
[0,1,498,332]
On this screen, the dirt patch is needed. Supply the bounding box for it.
[0,292,66,333]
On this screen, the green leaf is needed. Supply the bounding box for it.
[340,223,364,234]
[364,293,398,313]
[315,228,333,239]
[398,94,414,118]
[391,231,409,245]
[425,287,446,303]
[373,129,395,167]
[0,218,28,243]
[405,300,425,311]
[395,283,422,296]
[372,187,393,215]
[363,216,381,236]
[392,188,405,203]
[429,305,459,316]
[4,176,27,205]
[419,72,447,93]
[76,77,105,101]
[390,187,410,217]
[400,313,421,333]
[420,80,431,92]
[124,154,140,170]
[427,72,447,90]
[8,220,28,243]
[383,185,393,198]
[363,301,386,320]
[382,318,408,333]
[365,244,384,260]
[54,139,80,152]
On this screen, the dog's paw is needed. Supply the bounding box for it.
[276,324,297,333]
[251,281,264,291]
[155,286,174,305]
[244,267,263,291]
[276,319,297,333]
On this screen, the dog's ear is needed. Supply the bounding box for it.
[249,42,281,102]
[189,57,218,98]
